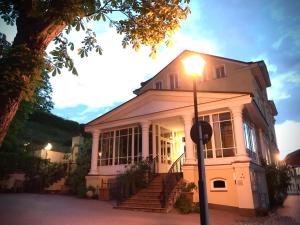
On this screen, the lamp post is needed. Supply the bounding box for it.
[182,55,209,225]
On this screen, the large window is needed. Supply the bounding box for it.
[115,128,133,165]
[213,112,235,157]
[133,126,142,163]
[243,121,257,160]
[199,115,213,158]
[99,131,114,166]
[169,73,178,89]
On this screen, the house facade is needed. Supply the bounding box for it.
[85,50,279,214]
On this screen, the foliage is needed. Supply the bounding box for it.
[0,0,190,145]
[263,162,291,208]
[112,160,151,202]
[67,137,92,197]
[180,181,197,192]
[174,194,193,214]
[0,151,66,192]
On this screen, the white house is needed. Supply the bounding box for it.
[85,50,279,215]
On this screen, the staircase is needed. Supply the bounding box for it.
[115,173,182,213]
[115,174,166,213]
[44,177,69,193]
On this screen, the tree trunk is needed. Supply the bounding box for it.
[0,14,65,147]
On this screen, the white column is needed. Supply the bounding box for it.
[182,114,197,164]
[89,129,100,175]
[231,106,249,161]
[152,124,157,158]
[141,121,150,160]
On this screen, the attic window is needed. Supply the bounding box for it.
[169,73,178,89]
[211,178,227,191]
[215,65,226,78]
[155,81,162,89]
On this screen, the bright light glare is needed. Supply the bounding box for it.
[182,55,206,77]
[277,153,282,161]
[45,143,52,151]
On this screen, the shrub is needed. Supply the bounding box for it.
[174,195,193,214]
[263,162,291,208]
[181,182,197,192]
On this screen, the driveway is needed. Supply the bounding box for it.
[0,194,244,225]
[277,195,300,223]
[0,194,299,225]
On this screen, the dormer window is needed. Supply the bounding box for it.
[169,73,178,89]
[215,65,226,78]
[155,81,162,89]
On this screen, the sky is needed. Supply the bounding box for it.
[1,0,300,158]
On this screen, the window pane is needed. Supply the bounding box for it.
[219,112,231,121]
[220,121,234,148]
[213,123,221,149]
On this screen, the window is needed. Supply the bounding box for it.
[98,131,114,166]
[243,121,257,160]
[199,67,209,83]
[211,178,227,191]
[134,126,142,163]
[215,65,226,78]
[212,112,235,158]
[198,115,213,158]
[155,81,162,90]
[169,73,178,89]
[115,128,133,165]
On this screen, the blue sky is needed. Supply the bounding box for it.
[1,0,299,157]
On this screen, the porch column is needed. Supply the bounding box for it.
[141,121,150,160]
[182,114,197,164]
[89,129,100,175]
[231,106,249,161]
[152,124,157,158]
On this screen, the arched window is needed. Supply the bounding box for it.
[211,178,227,191]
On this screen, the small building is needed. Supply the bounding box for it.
[85,50,279,215]
[285,149,300,195]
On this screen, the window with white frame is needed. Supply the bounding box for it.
[98,131,114,166]
[212,112,236,158]
[155,81,162,90]
[115,128,133,165]
[169,73,178,89]
[243,121,257,160]
[198,67,209,83]
[198,115,213,158]
[211,178,227,191]
[133,126,142,163]
[215,65,226,78]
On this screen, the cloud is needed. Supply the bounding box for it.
[275,120,300,157]
[50,27,218,109]
[268,71,300,100]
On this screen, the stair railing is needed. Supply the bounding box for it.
[160,153,185,208]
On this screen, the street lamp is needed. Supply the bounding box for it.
[44,143,52,160]
[182,55,209,225]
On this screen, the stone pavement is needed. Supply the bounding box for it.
[0,194,299,225]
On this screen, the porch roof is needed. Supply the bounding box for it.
[85,90,253,132]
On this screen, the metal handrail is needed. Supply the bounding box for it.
[161,153,185,207]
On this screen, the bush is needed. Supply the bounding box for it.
[181,182,197,192]
[263,162,291,208]
[174,195,193,214]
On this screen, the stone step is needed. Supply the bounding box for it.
[115,206,166,213]
[125,198,161,204]
[120,201,162,208]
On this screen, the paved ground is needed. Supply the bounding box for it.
[0,194,299,225]
[277,195,300,223]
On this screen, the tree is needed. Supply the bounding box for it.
[0,70,54,152]
[0,0,190,146]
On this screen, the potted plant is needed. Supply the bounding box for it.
[180,182,197,203]
[86,185,96,198]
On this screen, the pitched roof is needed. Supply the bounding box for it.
[133,50,265,94]
[284,149,300,166]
